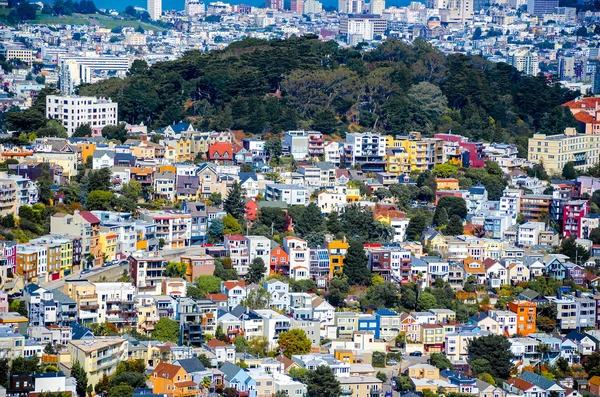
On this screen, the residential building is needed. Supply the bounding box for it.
[46,95,118,136]
[528,128,600,174]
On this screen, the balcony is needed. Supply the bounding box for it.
[80,303,99,310]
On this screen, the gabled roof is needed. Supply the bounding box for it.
[220,362,243,381]
[519,371,564,391]
[78,211,100,224]
[206,338,228,349]
[175,358,205,374]
[153,362,183,380]
[506,378,535,391]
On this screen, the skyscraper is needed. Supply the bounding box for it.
[266,0,283,9]
[338,0,363,13]
[369,0,385,15]
[526,0,558,16]
[506,48,540,76]
[291,0,304,12]
[148,0,162,20]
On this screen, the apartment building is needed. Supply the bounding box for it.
[0,173,35,216]
[550,295,596,331]
[338,376,383,397]
[328,239,349,279]
[181,253,215,282]
[139,210,191,249]
[563,200,590,238]
[59,56,130,94]
[129,252,168,295]
[508,301,537,336]
[283,237,310,280]
[520,194,552,222]
[51,211,102,268]
[528,128,600,174]
[94,282,137,327]
[506,48,540,76]
[68,338,127,385]
[488,310,517,336]
[345,132,387,172]
[46,95,118,136]
[517,222,546,247]
[265,184,308,206]
[224,235,250,276]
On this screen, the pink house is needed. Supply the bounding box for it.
[563,199,590,238]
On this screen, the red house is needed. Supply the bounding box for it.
[563,199,590,238]
[208,142,233,165]
[245,198,259,222]
[270,246,289,276]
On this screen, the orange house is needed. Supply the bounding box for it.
[435,178,460,191]
[270,246,289,276]
[507,300,536,336]
[152,362,199,397]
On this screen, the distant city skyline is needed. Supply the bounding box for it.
[94,0,420,12]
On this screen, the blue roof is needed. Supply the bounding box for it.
[519,371,563,391]
[469,187,486,194]
[317,251,329,261]
[375,309,398,316]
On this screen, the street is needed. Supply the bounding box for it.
[379,354,429,396]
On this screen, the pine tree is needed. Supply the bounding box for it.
[224,181,246,222]
[445,215,464,236]
[71,360,88,397]
[343,239,372,286]
[247,257,266,284]
[436,207,448,226]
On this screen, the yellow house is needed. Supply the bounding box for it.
[152,362,198,397]
[68,338,127,385]
[435,178,460,190]
[131,141,156,160]
[136,231,148,251]
[385,147,411,175]
[98,231,118,262]
[137,297,159,335]
[345,187,360,203]
[483,240,502,260]
[328,239,349,278]
[158,165,177,174]
[424,232,447,255]
[57,238,73,277]
[164,146,177,163]
[338,376,383,397]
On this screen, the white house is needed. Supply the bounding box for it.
[488,310,517,336]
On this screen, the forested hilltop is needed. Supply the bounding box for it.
[79,35,578,153]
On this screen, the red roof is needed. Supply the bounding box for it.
[225,234,246,241]
[78,211,100,224]
[505,379,535,391]
[206,293,228,301]
[208,142,233,160]
[152,362,183,380]
[222,280,245,290]
[563,97,600,109]
[206,338,228,348]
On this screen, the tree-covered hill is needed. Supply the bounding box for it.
[78,35,577,153]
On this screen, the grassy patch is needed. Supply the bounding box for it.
[29,13,164,30]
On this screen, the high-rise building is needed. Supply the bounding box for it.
[506,48,540,76]
[369,0,385,15]
[266,0,283,9]
[303,0,323,13]
[148,0,162,20]
[527,0,558,16]
[592,64,600,94]
[558,55,575,80]
[338,0,363,13]
[58,56,130,94]
[290,0,303,12]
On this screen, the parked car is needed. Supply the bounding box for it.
[119,260,129,265]
[387,360,398,365]
[386,391,392,397]
[81,269,91,275]
[409,351,423,357]
[102,261,114,268]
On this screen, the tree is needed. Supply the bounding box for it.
[241,287,270,309]
[479,373,495,385]
[562,162,577,180]
[436,207,449,226]
[72,123,93,138]
[467,334,513,379]
[198,353,212,368]
[376,371,388,383]
[102,124,128,143]
[164,262,187,278]
[44,342,58,355]
[0,358,8,388]
[107,384,134,397]
[110,372,147,388]
[208,218,224,243]
[233,336,250,353]
[560,237,590,264]
[445,215,464,236]
[417,292,437,311]
[151,317,179,343]
[194,275,222,296]
[209,192,222,206]
[434,196,467,223]
[432,163,458,178]
[10,356,39,375]
[277,329,312,358]
[406,214,428,241]
[86,190,114,210]
[327,277,350,307]
[360,281,401,311]
[224,181,246,221]
[429,353,453,370]
[343,239,372,286]
[71,360,88,397]
[306,366,341,397]
[590,227,600,245]
[247,257,267,284]
[95,374,111,395]
[223,214,243,235]
[400,288,417,310]
[469,358,491,376]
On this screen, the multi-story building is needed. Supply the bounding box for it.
[139,210,191,249]
[550,295,596,331]
[527,0,558,15]
[224,235,249,275]
[181,253,215,282]
[148,0,162,19]
[328,239,349,279]
[265,184,308,206]
[345,132,387,172]
[340,15,387,44]
[528,128,600,174]
[51,211,102,268]
[507,301,536,336]
[129,252,168,295]
[45,95,118,136]
[339,376,383,397]
[520,194,552,222]
[283,237,310,280]
[506,48,540,76]
[517,222,546,247]
[68,338,127,385]
[0,45,34,63]
[563,200,590,238]
[283,130,310,160]
[58,56,130,94]
[488,310,517,336]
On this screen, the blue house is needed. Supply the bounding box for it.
[220,362,257,397]
[440,370,478,394]
[545,258,569,280]
[374,309,401,340]
[358,314,378,334]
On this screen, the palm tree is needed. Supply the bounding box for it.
[538,343,551,370]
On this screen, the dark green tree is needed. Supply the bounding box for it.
[306,366,341,397]
[224,181,246,222]
[562,162,578,180]
[246,257,267,284]
[445,215,464,236]
[467,335,513,379]
[71,360,88,397]
[72,123,93,138]
[560,237,590,264]
[343,239,372,286]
